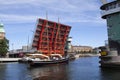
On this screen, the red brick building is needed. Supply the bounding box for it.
[32,18,71,56]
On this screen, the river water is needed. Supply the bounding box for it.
[0,57,120,80]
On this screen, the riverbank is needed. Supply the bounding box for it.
[0,54,100,62]
[0,58,21,62]
[74,53,100,59]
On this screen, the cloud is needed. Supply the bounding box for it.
[0,13,105,25]
[0,0,100,12]
[0,0,35,5]
[0,0,103,24]
[0,14,36,23]
[0,0,106,49]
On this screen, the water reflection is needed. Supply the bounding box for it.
[29,57,101,80]
[0,63,7,80]
[67,57,101,80]
[100,68,120,80]
[1,57,120,80]
[29,64,69,80]
[0,63,32,80]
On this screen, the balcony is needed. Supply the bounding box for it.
[35,33,40,36]
[33,38,39,41]
[101,7,120,19]
[36,28,41,31]
[32,43,37,46]
[67,38,72,41]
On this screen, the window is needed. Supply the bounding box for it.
[118,2,120,7]
[107,15,111,19]
[39,19,44,24]
[107,25,112,28]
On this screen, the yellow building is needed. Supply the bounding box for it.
[71,46,93,53]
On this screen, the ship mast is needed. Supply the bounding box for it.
[57,17,62,55]
[46,12,50,55]
[58,18,60,54]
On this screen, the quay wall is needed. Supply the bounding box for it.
[0,58,21,62]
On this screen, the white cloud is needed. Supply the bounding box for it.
[0,13,105,24]
[0,0,103,24]
[0,0,100,12]
[0,0,35,5]
[0,0,106,49]
[0,14,37,23]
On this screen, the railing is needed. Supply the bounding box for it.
[36,28,41,31]
[32,43,37,46]
[35,33,39,36]
[33,38,39,41]
[101,7,120,18]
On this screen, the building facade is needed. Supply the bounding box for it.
[65,37,72,52]
[32,18,71,56]
[71,46,93,53]
[100,0,120,54]
[0,23,5,39]
[99,0,120,68]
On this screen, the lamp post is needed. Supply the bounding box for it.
[12,43,14,57]
[27,35,29,52]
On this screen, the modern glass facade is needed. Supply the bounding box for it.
[101,0,120,54]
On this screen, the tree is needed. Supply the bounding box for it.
[0,38,9,57]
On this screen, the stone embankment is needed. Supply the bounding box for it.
[0,58,21,62]
[75,54,100,59]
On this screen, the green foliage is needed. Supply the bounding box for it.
[0,38,9,57]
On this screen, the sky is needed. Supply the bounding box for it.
[0,0,108,50]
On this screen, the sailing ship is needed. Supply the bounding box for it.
[21,17,71,67]
[23,53,68,66]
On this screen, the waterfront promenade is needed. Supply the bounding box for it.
[0,53,100,62]
[0,58,21,62]
[74,53,100,59]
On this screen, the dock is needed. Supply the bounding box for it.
[0,58,21,62]
[75,54,100,59]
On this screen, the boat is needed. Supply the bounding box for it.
[26,53,69,67]
[18,53,69,67]
[18,53,49,63]
[20,18,71,67]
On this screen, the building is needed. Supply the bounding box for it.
[100,0,120,67]
[0,23,9,57]
[32,18,71,56]
[65,37,72,52]
[0,23,5,39]
[70,46,93,53]
[101,0,120,53]
[9,45,35,58]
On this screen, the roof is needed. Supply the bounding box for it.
[100,0,118,10]
[38,18,71,28]
[0,23,5,33]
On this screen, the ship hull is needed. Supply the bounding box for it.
[28,58,69,67]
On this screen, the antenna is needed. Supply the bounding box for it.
[46,11,48,20]
[27,35,29,52]
[100,0,108,4]
[57,17,62,54]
